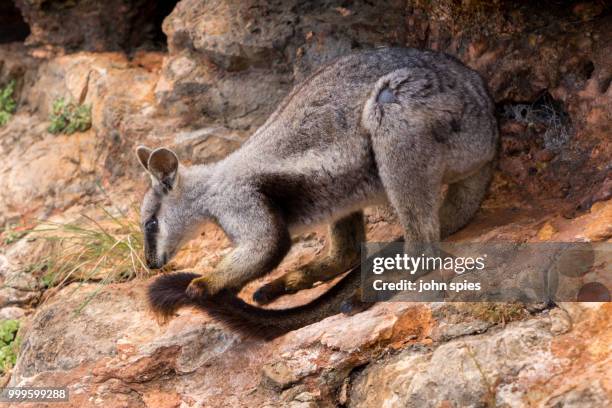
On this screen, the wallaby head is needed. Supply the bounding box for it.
[135,146,204,269]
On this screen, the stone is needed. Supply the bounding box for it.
[350,311,611,407]
[549,307,573,335]
[0,306,27,320]
[537,222,557,241]
[0,253,40,309]
[14,0,172,52]
[158,0,407,130]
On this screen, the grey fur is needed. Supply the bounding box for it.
[137,47,498,300]
[253,210,365,304]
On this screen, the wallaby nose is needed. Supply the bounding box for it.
[146,254,167,270]
[147,259,160,269]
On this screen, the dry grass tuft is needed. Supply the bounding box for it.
[34,210,148,288]
[22,206,155,312]
[464,302,530,325]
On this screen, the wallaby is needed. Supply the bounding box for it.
[139,47,498,337]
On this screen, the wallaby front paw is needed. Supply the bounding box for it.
[253,271,306,304]
[186,276,212,299]
[253,280,285,304]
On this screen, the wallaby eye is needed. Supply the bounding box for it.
[145,218,158,233]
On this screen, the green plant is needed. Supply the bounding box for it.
[48,97,92,135]
[0,319,20,374]
[1,223,27,246]
[0,80,16,126]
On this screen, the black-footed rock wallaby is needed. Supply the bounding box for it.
[138,47,498,338]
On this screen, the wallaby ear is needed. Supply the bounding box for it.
[136,146,152,171]
[148,147,179,191]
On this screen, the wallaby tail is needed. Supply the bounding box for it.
[148,266,363,339]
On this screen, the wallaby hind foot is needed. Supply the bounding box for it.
[253,211,364,304]
[440,161,494,238]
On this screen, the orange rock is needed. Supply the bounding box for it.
[537,222,557,240]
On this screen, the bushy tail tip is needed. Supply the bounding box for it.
[147,271,200,318]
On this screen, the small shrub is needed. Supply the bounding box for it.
[467,302,529,325]
[0,319,20,374]
[500,92,572,151]
[48,97,92,135]
[0,80,17,126]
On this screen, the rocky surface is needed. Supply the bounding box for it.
[14,0,175,52]
[5,263,611,407]
[350,304,611,408]
[0,0,610,407]
[157,0,407,129]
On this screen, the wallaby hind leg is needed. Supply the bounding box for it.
[440,162,494,238]
[378,167,442,255]
[370,132,444,252]
[362,72,450,250]
[253,211,365,304]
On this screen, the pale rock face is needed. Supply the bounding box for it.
[0,249,40,313]
[349,315,585,407]
[0,130,98,217]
